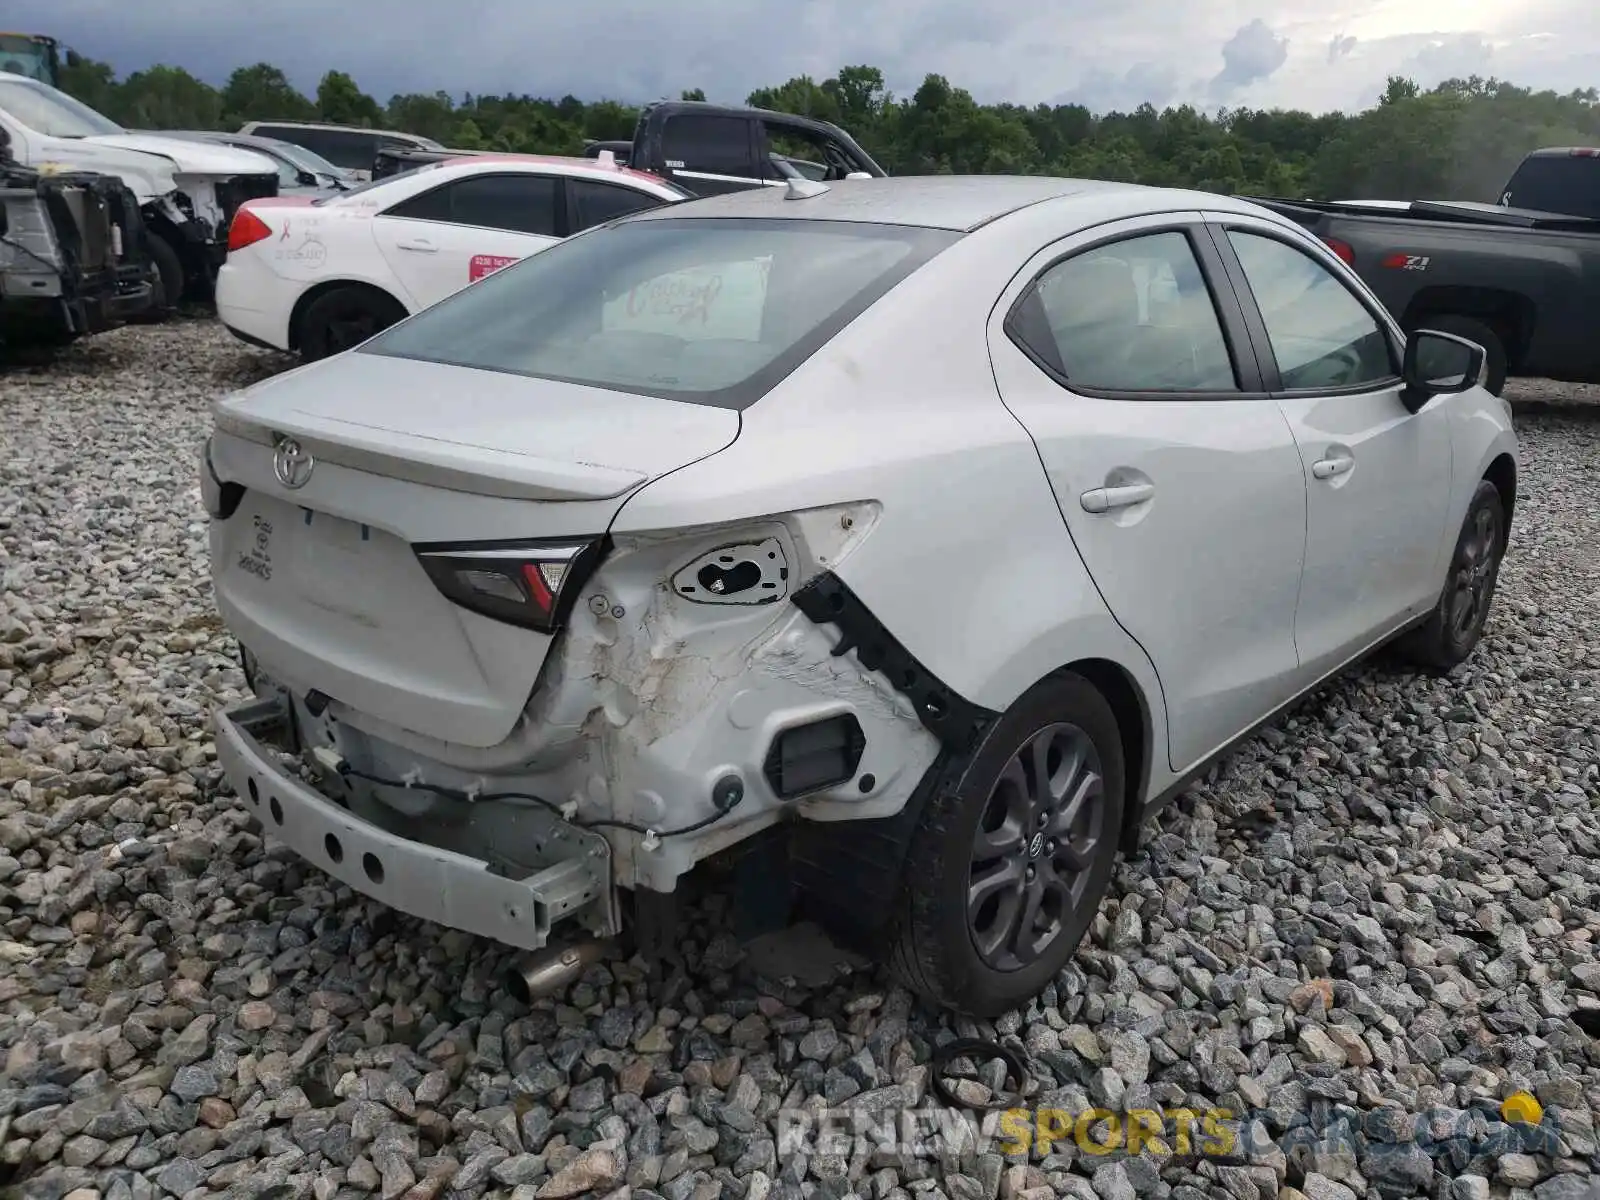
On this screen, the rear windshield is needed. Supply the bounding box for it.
[1501,154,1600,220]
[361,217,959,410]
[254,125,379,171]
[314,162,442,205]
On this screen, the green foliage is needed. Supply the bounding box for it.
[52,51,1600,201]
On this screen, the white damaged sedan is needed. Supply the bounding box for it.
[203,175,1518,1016]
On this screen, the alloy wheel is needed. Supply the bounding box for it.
[1449,502,1501,642]
[967,722,1106,971]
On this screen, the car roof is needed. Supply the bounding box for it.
[433,153,681,191]
[624,175,1240,232]
[155,130,282,149]
[242,119,437,143]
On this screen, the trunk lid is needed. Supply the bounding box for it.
[209,352,740,747]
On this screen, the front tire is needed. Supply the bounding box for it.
[887,672,1126,1017]
[1397,478,1507,673]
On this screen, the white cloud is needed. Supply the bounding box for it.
[1211,19,1291,94]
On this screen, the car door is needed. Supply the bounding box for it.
[987,213,1310,774]
[372,172,561,309]
[1203,214,1453,684]
[753,116,877,183]
[658,113,765,196]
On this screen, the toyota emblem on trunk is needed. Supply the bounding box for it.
[273,436,314,489]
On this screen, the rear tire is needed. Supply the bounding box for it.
[1396,479,1507,673]
[1414,314,1507,396]
[886,672,1126,1017]
[298,286,407,361]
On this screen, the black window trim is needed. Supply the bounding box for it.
[1002,219,1272,402]
[379,171,572,238]
[661,112,762,181]
[755,116,874,182]
[561,176,671,235]
[1202,220,1406,400]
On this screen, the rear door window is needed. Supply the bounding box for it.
[255,126,379,172]
[568,179,668,232]
[1500,154,1600,219]
[385,173,560,236]
[1010,230,1239,392]
[446,174,560,236]
[661,115,759,181]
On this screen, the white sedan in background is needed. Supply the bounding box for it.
[215,153,691,359]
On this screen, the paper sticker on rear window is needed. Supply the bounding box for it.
[470,254,520,282]
[601,259,768,342]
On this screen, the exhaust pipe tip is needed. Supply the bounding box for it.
[506,940,611,1004]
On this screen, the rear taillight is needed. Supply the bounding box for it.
[227,207,272,253]
[415,538,608,633]
[1322,237,1355,265]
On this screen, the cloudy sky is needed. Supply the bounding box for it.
[12,0,1600,116]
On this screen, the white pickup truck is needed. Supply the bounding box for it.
[0,74,281,306]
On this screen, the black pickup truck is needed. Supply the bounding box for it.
[372,100,887,195]
[1249,147,1600,395]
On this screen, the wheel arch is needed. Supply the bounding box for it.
[1052,657,1155,856]
[287,278,410,351]
[1482,450,1517,550]
[1401,287,1531,372]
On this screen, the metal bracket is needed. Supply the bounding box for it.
[791,571,996,754]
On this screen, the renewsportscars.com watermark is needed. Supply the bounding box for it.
[774,1093,1568,1166]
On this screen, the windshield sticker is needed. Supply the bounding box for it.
[602,259,767,341]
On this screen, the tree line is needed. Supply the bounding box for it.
[55,50,1600,202]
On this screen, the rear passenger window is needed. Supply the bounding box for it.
[569,180,664,232]
[385,174,559,236]
[1011,231,1238,392]
[257,126,377,172]
[662,115,759,178]
[384,184,453,223]
[446,174,558,236]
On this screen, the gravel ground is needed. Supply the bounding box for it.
[2,321,1599,1200]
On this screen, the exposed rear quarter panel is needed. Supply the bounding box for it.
[611,199,1172,769]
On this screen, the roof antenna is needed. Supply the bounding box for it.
[784,177,830,200]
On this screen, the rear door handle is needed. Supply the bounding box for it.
[397,238,437,253]
[1312,454,1354,480]
[1080,482,1155,513]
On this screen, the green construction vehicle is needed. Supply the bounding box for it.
[0,33,59,88]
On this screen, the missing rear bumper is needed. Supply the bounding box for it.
[213,694,616,951]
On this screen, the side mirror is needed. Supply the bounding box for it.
[297,170,319,187]
[1401,328,1485,412]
